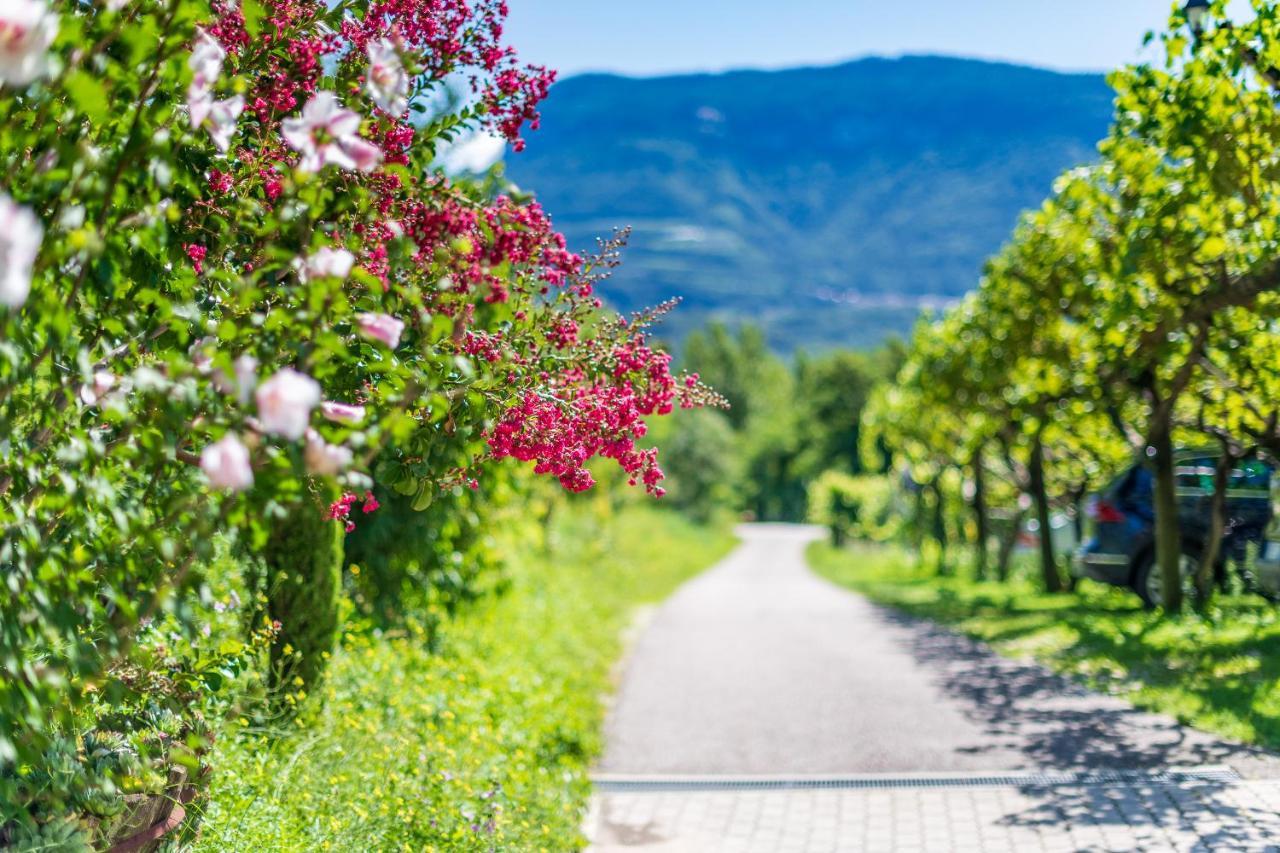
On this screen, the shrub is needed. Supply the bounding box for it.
[0,0,715,836]
[252,481,344,700]
[807,471,899,545]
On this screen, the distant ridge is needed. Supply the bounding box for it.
[504,55,1115,351]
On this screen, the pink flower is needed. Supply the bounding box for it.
[357,312,404,349]
[254,368,321,439]
[201,434,253,491]
[295,246,355,282]
[214,353,259,404]
[0,0,58,87]
[186,28,242,153]
[366,38,408,116]
[282,92,383,173]
[188,27,225,88]
[0,193,41,307]
[304,428,353,475]
[321,401,365,424]
[78,370,117,406]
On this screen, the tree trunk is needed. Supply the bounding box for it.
[1150,413,1183,613]
[1028,433,1064,593]
[972,449,990,581]
[930,477,949,575]
[1196,450,1233,610]
[996,507,1025,583]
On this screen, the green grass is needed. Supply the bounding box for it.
[195,505,736,852]
[808,540,1280,751]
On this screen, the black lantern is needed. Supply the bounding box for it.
[1184,0,1211,35]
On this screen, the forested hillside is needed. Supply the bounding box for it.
[506,55,1115,349]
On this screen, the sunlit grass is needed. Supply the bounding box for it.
[808,540,1280,750]
[195,505,736,852]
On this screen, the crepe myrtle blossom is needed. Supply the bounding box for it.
[201,433,254,491]
[357,312,404,349]
[0,194,41,308]
[295,246,355,282]
[254,368,321,440]
[0,0,58,87]
[365,38,408,116]
[282,92,383,173]
[304,428,353,475]
[321,400,365,424]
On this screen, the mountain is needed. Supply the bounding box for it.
[502,55,1116,352]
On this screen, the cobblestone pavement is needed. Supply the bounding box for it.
[588,775,1280,852]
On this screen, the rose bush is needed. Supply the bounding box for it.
[0,0,716,839]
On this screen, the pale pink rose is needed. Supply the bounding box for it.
[357,312,404,349]
[187,27,225,89]
[189,336,216,372]
[296,246,355,282]
[366,38,408,116]
[200,433,253,491]
[321,401,366,424]
[78,370,117,405]
[0,194,41,308]
[282,92,384,173]
[203,94,244,153]
[211,353,258,404]
[254,368,321,439]
[0,0,58,87]
[304,428,353,475]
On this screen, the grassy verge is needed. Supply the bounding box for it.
[808,540,1280,751]
[196,505,736,852]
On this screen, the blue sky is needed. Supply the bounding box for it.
[505,0,1254,78]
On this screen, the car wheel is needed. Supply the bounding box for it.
[1132,550,1198,610]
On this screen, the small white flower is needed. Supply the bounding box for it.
[201,434,254,491]
[295,246,355,282]
[0,0,58,87]
[366,38,408,116]
[357,312,405,349]
[254,367,321,440]
[282,92,384,173]
[304,428,353,475]
[0,194,42,308]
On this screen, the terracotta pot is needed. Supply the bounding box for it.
[103,767,197,853]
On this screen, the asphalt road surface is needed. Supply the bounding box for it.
[598,524,1280,779]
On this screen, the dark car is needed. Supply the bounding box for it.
[1072,451,1273,607]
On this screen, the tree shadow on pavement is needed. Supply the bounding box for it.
[868,605,1280,777]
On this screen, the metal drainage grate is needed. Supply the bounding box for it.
[592,766,1242,793]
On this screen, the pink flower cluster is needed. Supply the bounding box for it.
[488,387,665,495]
[338,0,554,149]
[326,490,381,532]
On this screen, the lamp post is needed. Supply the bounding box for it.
[1184,0,1211,37]
[1183,0,1280,91]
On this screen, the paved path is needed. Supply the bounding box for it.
[588,524,1280,850]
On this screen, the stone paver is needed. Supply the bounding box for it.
[589,779,1280,851]
[590,524,1280,849]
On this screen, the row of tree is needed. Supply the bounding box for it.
[653,322,900,523]
[863,2,1280,613]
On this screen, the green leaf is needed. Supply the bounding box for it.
[63,71,110,124]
